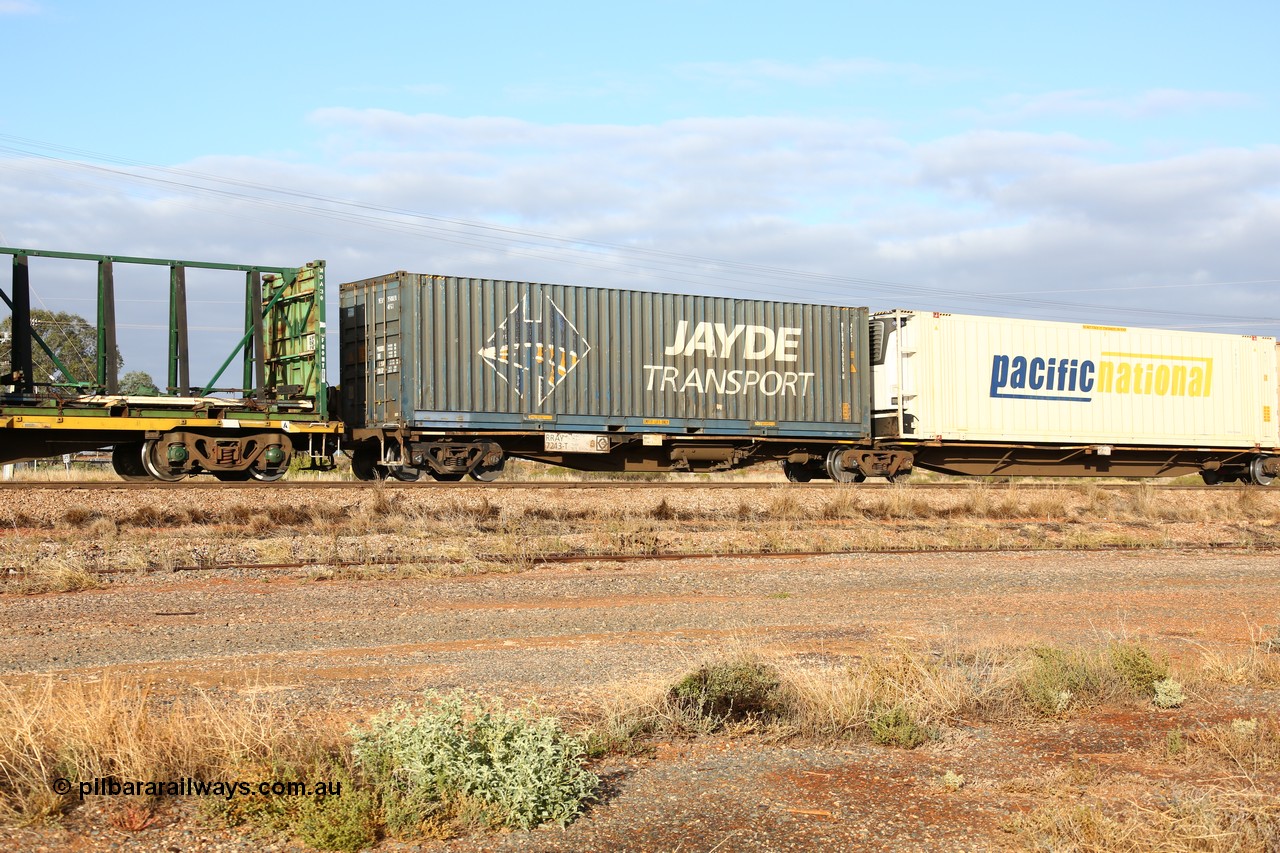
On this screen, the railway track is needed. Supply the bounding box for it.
[29,540,1263,577]
[0,479,1244,491]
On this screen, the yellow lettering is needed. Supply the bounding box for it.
[1154,365,1170,395]
[1188,367,1205,396]
[1097,361,1113,392]
[1115,363,1132,394]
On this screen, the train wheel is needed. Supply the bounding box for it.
[140,439,186,482]
[351,443,384,481]
[111,442,151,482]
[383,442,420,482]
[781,461,813,483]
[1248,458,1275,487]
[249,465,288,482]
[470,459,505,482]
[825,447,866,484]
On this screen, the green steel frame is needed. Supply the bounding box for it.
[1,247,328,418]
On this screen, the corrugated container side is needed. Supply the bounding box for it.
[340,274,869,438]
[885,311,1279,448]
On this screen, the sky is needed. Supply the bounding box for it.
[1,0,1278,384]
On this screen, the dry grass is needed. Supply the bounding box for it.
[583,640,1280,850]
[0,678,339,824]
[8,558,100,595]
[3,640,1277,849]
[0,679,594,847]
[583,631,1280,749]
[0,520,1268,587]
[7,483,1280,531]
[1191,629,1280,688]
[2,509,1272,589]
[1015,789,1280,852]
[1180,717,1280,774]
[5,484,1280,597]
[584,639,1233,754]
[780,645,1014,739]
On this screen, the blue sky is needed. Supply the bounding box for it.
[2,0,1278,381]
[8,2,1273,156]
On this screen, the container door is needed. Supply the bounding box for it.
[263,262,328,417]
[340,277,403,426]
[339,286,366,426]
[1273,342,1280,447]
[871,312,918,438]
[371,279,402,423]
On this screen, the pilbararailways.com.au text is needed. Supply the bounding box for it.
[52,776,343,800]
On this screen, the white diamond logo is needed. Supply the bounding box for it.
[478,295,590,404]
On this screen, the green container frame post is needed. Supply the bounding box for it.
[0,254,84,392]
[0,247,327,418]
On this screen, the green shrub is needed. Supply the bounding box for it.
[1166,728,1186,758]
[293,786,379,853]
[350,693,597,835]
[1020,647,1104,716]
[204,759,376,852]
[1108,642,1169,695]
[668,659,786,729]
[869,706,931,749]
[1153,678,1185,709]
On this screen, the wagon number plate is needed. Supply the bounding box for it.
[544,432,610,454]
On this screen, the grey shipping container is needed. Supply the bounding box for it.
[339,272,870,440]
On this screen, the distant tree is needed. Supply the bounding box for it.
[0,310,122,388]
[119,370,160,395]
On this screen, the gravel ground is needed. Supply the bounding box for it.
[2,486,1279,851]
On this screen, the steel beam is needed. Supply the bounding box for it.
[168,265,190,395]
[97,260,118,393]
[243,270,265,399]
[9,255,32,393]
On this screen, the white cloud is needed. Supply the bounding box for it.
[5,110,1280,381]
[999,146,1280,221]
[913,130,1104,198]
[964,87,1254,122]
[307,109,904,228]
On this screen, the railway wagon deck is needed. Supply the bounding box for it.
[1,248,338,481]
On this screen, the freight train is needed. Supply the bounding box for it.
[4,247,1279,486]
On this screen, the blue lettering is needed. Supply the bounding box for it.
[1029,357,1046,390]
[990,355,1010,396]
[1010,356,1028,388]
[990,353,1096,401]
[1079,360,1095,392]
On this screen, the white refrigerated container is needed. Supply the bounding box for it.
[872,310,1280,449]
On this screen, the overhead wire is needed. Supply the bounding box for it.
[0,133,1276,331]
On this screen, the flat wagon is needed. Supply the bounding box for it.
[1,248,338,480]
